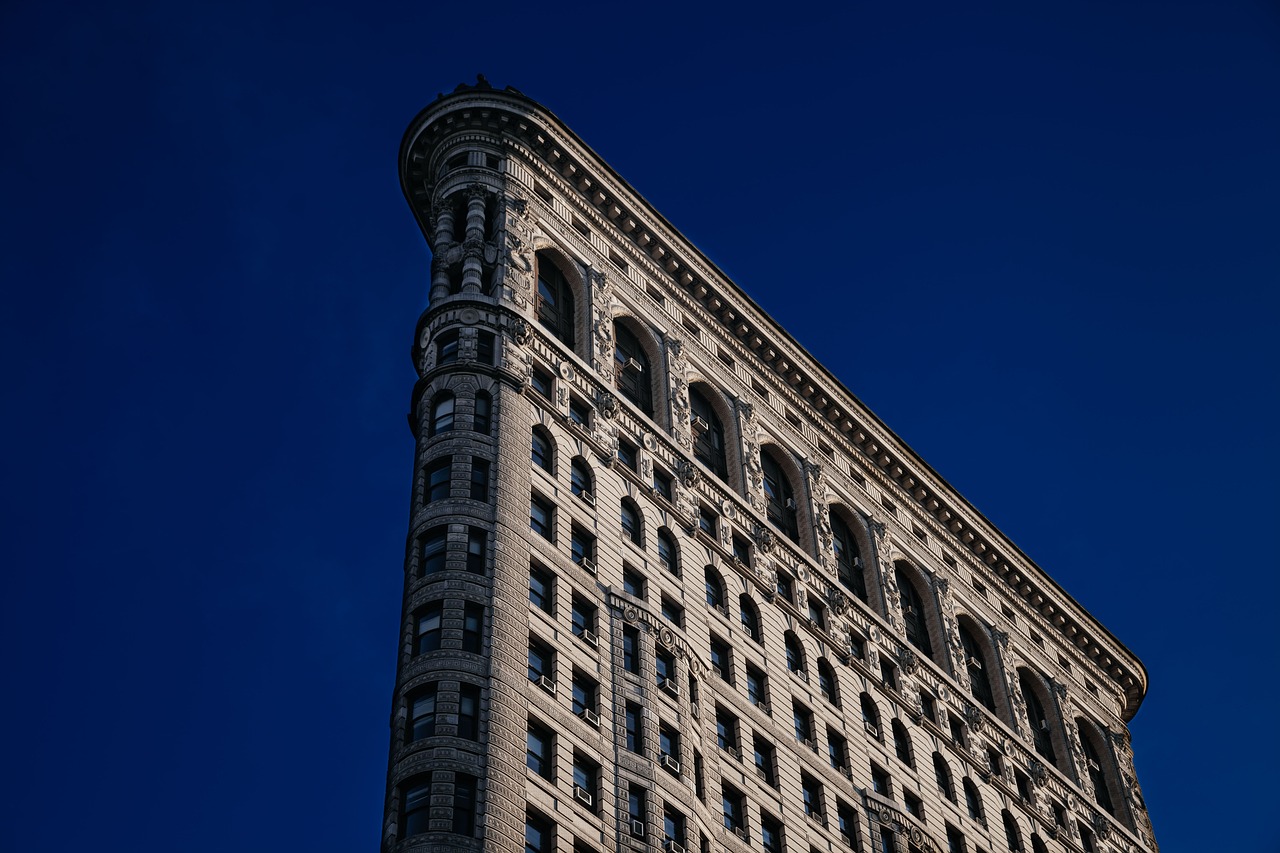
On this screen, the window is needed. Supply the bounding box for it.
[408,683,438,741]
[785,632,806,675]
[709,636,732,682]
[531,428,553,472]
[1002,811,1022,852]
[776,571,794,603]
[429,393,455,436]
[704,566,725,609]
[1019,670,1058,766]
[818,658,840,707]
[656,528,678,575]
[827,728,849,772]
[530,367,552,398]
[919,690,936,722]
[663,804,687,846]
[871,763,891,796]
[571,525,595,570]
[536,252,575,347]
[987,747,1004,778]
[879,828,896,853]
[469,458,489,501]
[697,505,717,537]
[571,596,596,640]
[415,602,443,654]
[761,450,799,541]
[527,638,554,684]
[831,510,868,602]
[761,813,784,853]
[693,750,705,801]
[620,500,643,546]
[808,600,827,631]
[659,724,681,769]
[896,565,934,658]
[880,659,898,691]
[837,800,860,849]
[904,791,923,821]
[570,457,592,501]
[628,784,647,832]
[721,784,746,832]
[466,527,486,573]
[625,701,643,752]
[792,701,814,745]
[436,329,460,364]
[473,390,491,434]
[964,778,985,824]
[448,768,473,829]
[572,753,599,812]
[893,719,914,767]
[526,809,554,853]
[934,752,956,802]
[746,665,768,710]
[623,564,646,598]
[529,564,553,613]
[571,671,597,718]
[419,526,447,576]
[653,469,673,501]
[753,735,777,786]
[476,331,495,364]
[689,386,728,479]
[861,693,882,740]
[424,457,452,503]
[401,778,431,837]
[732,534,752,565]
[960,622,997,712]
[739,595,761,643]
[947,825,968,853]
[526,719,553,777]
[1080,721,1116,815]
[1015,769,1032,803]
[1031,835,1049,853]
[569,397,591,428]
[656,649,677,690]
[457,683,480,739]
[623,626,640,674]
[801,773,824,820]
[530,495,553,540]
[661,597,684,627]
[949,716,967,747]
[462,602,484,653]
[614,321,654,415]
[715,706,739,752]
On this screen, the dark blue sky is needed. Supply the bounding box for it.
[2,1,1276,851]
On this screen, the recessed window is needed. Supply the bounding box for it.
[572,752,599,813]
[934,752,956,802]
[419,526,447,577]
[569,397,591,428]
[571,671,597,719]
[424,458,452,503]
[761,449,799,542]
[947,824,967,853]
[698,505,717,537]
[415,602,443,654]
[721,784,746,833]
[457,683,480,739]
[526,719,553,778]
[760,812,783,853]
[964,778,985,824]
[571,525,595,570]
[792,701,814,745]
[704,566,725,609]
[960,622,997,712]
[536,252,575,348]
[827,729,849,773]
[436,329,460,365]
[408,683,438,741]
[739,595,761,643]
[746,665,768,710]
[476,331,495,364]
[625,702,643,752]
[621,500,643,546]
[832,509,868,603]
[657,528,679,576]
[466,527,486,573]
[429,392,455,436]
[871,763,892,797]
[896,565,934,658]
[530,367,553,398]
[715,705,739,753]
[531,428,553,472]
[525,809,554,853]
[570,457,593,502]
[904,790,923,821]
[709,636,732,683]
[661,597,684,627]
[801,773,824,820]
[689,386,728,479]
[623,625,640,674]
[529,565,553,613]
[462,602,484,653]
[662,803,687,847]
[860,693,882,740]
[776,571,794,603]
[614,322,653,416]
[571,596,596,639]
[527,638,554,684]
[469,458,490,501]
[732,534,752,565]
[785,632,806,675]
[655,648,677,690]
[653,469,673,501]
[473,391,491,434]
[530,494,553,540]
[817,658,839,706]
[893,719,914,767]
[401,779,431,837]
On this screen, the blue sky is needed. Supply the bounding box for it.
[2,1,1277,851]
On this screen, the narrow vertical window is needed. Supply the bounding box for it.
[429,392,455,436]
[689,386,728,479]
[895,565,934,657]
[472,390,491,434]
[831,509,867,603]
[761,450,799,542]
[536,252,575,348]
[960,622,997,712]
[614,320,653,416]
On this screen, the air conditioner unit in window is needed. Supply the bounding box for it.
[785,498,797,510]
[659,677,680,697]
[1039,719,1050,731]
[578,708,601,727]
[803,737,819,752]
[754,700,772,715]
[537,676,557,695]
[580,490,595,506]
[624,357,643,373]
[580,629,599,648]
[630,819,646,838]
[966,655,983,670]
[864,721,881,738]
[733,827,748,841]
[663,841,685,853]
[660,753,681,774]
[903,605,917,616]
[573,785,593,807]
[690,416,709,433]
[1087,759,1101,771]
[576,557,596,574]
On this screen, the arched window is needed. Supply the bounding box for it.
[933,752,956,802]
[784,632,806,675]
[531,428,553,473]
[1079,720,1116,816]
[705,567,725,609]
[657,528,679,576]
[429,393,455,436]
[959,621,997,712]
[1019,670,1058,766]
[739,595,761,643]
[895,565,934,658]
[1031,834,1049,853]
[892,720,913,767]
[817,658,840,707]
[689,386,728,480]
[563,458,590,504]
[860,693,881,739]
[963,777,984,823]
[761,449,799,542]
[473,391,491,434]
[621,499,643,546]
[614,320,653,416]
[1002,811,1022,853]
[535,252,575,348]
[831,509,867,603]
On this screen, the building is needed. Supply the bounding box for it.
[384,77,1159,853]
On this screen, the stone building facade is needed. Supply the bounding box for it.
[383,78,1158,853]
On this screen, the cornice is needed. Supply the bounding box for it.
[399,84,1149,720]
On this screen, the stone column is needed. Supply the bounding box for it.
[460,185,488,294]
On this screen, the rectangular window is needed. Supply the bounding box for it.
[466,527,486,573]
[469,458,490,501]
[425,458,452,503]
[625,702,643,753]
[904,790,923,820]
[746,665,768,709]
[946,825,967,853]
[623,625,640,674]
[571,671,597,718]
[408,683,438,741]
[415,602,443,654]
[457,683,480,740]
[698,505,717,537]
[793,701,813,744]
[837,800,859,849]
[802,774,824,820]
[526,809,554,853]
[753,735,776,786]
[661,597,684,627]
[776,572,794,603]
[653,469,673,501]
[476,331,495,364]
[572,753,598,813]
[709,637,731,682]
[571,525,595,570]
[715,706,738,753]
[659,724,681,768]
[721,785,745,832]
[531,367,553,398]
[530,495,553,540]
[527,638,554,684]
[871,763,891,796]
[571,595,596,639]
[623,565,646,598]
[656,649,676,690]
[462,602,483,653]
[732,535,752,564]
[526,719,553,778]
[761,813,783,853]
[529,564,553,613]
[419,527,447,576]
[827,728,848,772]
[617,438,638,471]
[663,804,687,846]
[452,774,476,836]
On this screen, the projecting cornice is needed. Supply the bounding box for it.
[398,80,1150,720]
